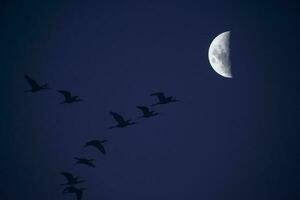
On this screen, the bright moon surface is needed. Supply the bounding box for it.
[208,31,232,78]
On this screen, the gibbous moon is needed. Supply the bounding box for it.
[208,31,232,78]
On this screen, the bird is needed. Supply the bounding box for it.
[24,75,49,92]
[84,140,107,155]
[137,106,159,118]
[150,92,178,106]
[60,172,85,186]
[74,157,95,168]
[109,111,136,129]
[63,186,86,200]
[58,90,81,104]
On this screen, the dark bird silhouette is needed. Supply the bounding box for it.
[84,140,107,155]
[24,75,49,92]
[150,92,178,106]
[60,172,85,186]
[109,111,136,129]
[58,90,81,104]
[63,186,86,200]
[74,157,95,168]
[137,106,159,118]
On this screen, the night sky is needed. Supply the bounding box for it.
[0,1,299,200]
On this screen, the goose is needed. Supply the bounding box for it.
[150,92,178,106]
[60,172,85,186]
[137,106,159,118]
[58,90,81,104]
[109,111,136,128]
[24,75,49,92]
[63,186,86,200]
[74,157,95,168]
[84,140,107,155]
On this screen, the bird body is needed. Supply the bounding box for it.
[74,157,95,168]
[24,75,49,92]
[109,111,136,128]
[84,140,107,155]
[58,90,81,104]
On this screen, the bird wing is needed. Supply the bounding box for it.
[85,140,98,146]
[137,106,150,114]
[85,140,106,154]
[74,157,82,161]
[96,143,106,154]
[61,172,75,182]
[151,92,166,101]
[24,75,40,88]
[110,112,126,124]
[58,90,72,100]
[84,140,94,147]
[63,186,74,193]
[75,189,83,200]
[85,161,95,167]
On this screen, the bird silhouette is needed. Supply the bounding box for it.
[58,90,82,104]
[74,157,95,168]
[109,111,136,128]
[60,172,85,186]
[24,75,49,92]
[84,140,107,155]
[63,186,86,200]
[150,92,178,106]
[137,106,159,118]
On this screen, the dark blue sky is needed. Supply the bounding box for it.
[0,1,299,200]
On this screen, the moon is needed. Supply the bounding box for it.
[208,31,232,78]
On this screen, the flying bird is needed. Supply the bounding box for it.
[84,140,107,155]
[58,90,81,104]
[109,111,136,128]
[24,75,49,92]
[63,186,86,200]
[60,172,85,186]
[74,157,95,168]
[137,106,159,118]
[150,92,178,106]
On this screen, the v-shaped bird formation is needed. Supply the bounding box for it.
[24,75,178,200]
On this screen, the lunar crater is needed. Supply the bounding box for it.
[208,31,232,78]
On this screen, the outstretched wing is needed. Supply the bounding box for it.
[96,143,106,155]
[110,112,126,124]
[61,172,74,182]
[85,140,106,154]
[151,92,166,101]
[137,106,150,114]
[74,157,81,161]
[62,186,73,193]
[75,190,83,200]
[58,90,72,100]
[85,161,95,168]
[84,141,92,147]
[24,75,40,89]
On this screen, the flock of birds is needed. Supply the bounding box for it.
[24,75,178,200]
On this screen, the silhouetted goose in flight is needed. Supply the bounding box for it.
[109,111,136,128]
[60,172,85,186]
[58,90,81,104]
[151,92,178,106]
[74,157,95,168]
[24,75,49,92]
[63,186,86,200]
[84,140,107,155]
[137,106,159,118]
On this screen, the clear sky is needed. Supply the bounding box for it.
[0,1,299,200]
